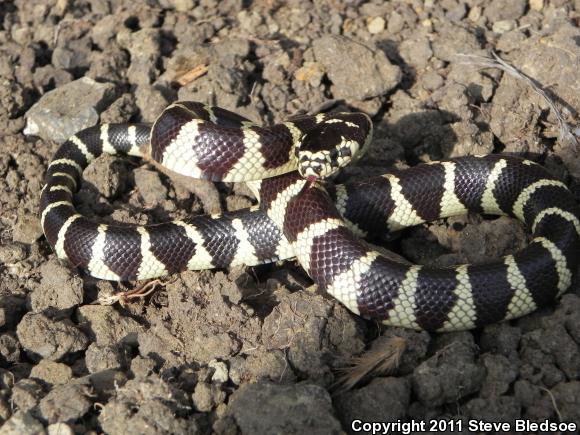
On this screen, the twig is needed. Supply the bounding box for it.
[457,51,579,150]
[174,64,209,86]
[97,279,162,306]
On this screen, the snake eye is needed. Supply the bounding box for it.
[329,148,339,162]
[338,147,352,158]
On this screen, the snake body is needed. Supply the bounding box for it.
[40,102,580,331]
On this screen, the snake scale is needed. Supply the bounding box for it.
[40,101,580,331]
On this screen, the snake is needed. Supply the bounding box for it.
[39,101,580,331]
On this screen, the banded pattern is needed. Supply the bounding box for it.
[40,105,375,281]
[256,156,580,331]
[40,101,580,331]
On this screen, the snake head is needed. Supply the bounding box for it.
[295,112,373,180]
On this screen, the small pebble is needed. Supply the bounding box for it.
[0,243,27,263]
[0,411,45,435]
[387,11,404,33]
[30,360,73,385]
[529,0,543,11]
[209,360,229,383]
[468,6,482,21]
[422,71,444,91]
[492,20,516,34]
[367,17,385,34]
[48,422,75,435]
[12,215,43,244]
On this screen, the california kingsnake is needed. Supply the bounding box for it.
[40,101,580,331]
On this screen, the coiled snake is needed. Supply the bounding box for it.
[40,101,580,331]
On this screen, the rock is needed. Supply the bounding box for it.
[261,291,365,380]
[176,39,253,110]
[421,71,444,91]
[171,0,196,12]
[16,313,89,361]
[0,333,20,364]
[514,379,553,420]
[130,356,157,378]
[492,20,516,34]
[192,382,226,412]
[446,2,467,21]
[29,259,84,312]
[10,379,45,413]
[551,381,580,424]
[294,61,325,88]
[530,0,544,11]
[0,295,26,330]
[468,5,482,22]
[0,411,45,435]
[77,305,143,346]
[228,350,297,385]
[312,35,401,100]
[12,214,43,244]
[85,343,127,373]
[431,21,485,63]
[454,216,526,263]
[490,25,580,158]
[496,30,528,53]
[138,326,238,366]
[134,85,169,123]
[520,320,580,383]
[39,383,92,424]
[412,333,485,406]
[480,353,519,397]
[98,375,193,435]
[24,77,116,144]
[83,153,127,199]
[334,377,410,428]
[555,295,580,344]
[29,360,73,386]
[119,28,161,86]
[87,48,130,83]
[47,423,74,435]
[484,0,526,22]
[367,17,385,34]
[51,47,76,70]
[480,323,522,358]
[0,243,27,264]
[387,11,405,33]
[88,369,128,395]
[134,168,168,206]
[99,93,138,124]
[262,51,291,86]
[227,382,342,434]
[400,36,433,69]
[133,270,261,367]
[208,360,229,383]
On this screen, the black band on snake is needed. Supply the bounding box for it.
[40,101,580,331]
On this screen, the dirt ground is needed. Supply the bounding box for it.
[1,0,580,434]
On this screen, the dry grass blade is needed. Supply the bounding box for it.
[539,386,563,422]
[457,51,579,151]
[333,335,406,394]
